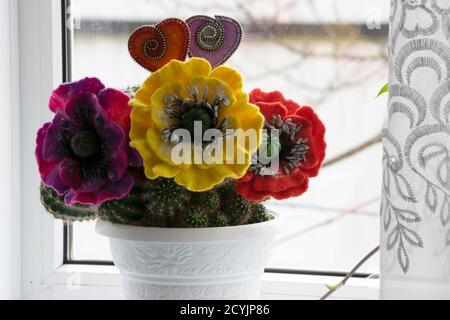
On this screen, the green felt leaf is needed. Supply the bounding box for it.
[376,83,389,98]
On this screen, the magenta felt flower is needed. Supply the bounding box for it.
[36,77,140,206]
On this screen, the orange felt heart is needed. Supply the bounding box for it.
[128,18,190,72]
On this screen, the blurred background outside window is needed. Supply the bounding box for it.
[67,0,389,275]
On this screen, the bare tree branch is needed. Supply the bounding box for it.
[320,246,380,300]
[323,133,382,168]
[275,196,380,246]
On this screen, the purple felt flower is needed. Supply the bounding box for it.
[36,77,141,206]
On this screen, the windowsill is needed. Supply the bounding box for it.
[26,264,379,300]
[14,0,383,301]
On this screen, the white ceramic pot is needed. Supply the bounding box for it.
[95,213,279,300]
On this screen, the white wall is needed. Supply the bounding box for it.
[0,0,21,299]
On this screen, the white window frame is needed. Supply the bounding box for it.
[17,0,379,300]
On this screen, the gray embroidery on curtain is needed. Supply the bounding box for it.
[383,0,450,274]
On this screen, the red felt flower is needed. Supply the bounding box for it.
[236,89,326,201]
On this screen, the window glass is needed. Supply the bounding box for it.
[69,0,388,274]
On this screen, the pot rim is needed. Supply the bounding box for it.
[95,211,280,243]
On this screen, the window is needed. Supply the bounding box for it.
[66,0,388,275]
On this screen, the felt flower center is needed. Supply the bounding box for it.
[163,86,231,144]
[252,115,310,175]
[181,105,214,137]
[70,130,100,158]
[259,132,282,160]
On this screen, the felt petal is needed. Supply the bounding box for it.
[108,149,128,182]
[64,92,107,128]
[36,123,59,177]
[219,100,264,132]
[130,139,153,160]
[218,102,264,153]
[130,139,163,180]
[49,77,104,112]
[98,88,131,133]
[158,58,211,86]
[174,165,225,191]
[58,158,82,190]
[151,163,181,178]
[42,113,73,162]
[101,123,125,157]
[131,72,163,109]
[188,77,236,112]
[174,151,249,192]
[128,147,143,167]
[236,179,270,201]
[204,77,236,106]
[240,172,254,183]
[37,125,69,196]
[252,169,307,194]
[78,177,107,193]
[271,176,309,200]
[295,106,326,177]
[65,173,133,206]
[130,106,155,141]
[99,172,134,203]
[42,169,69,196]
[237,169,309,201]
[150,82,185,129]
[249,88,300,115]
[216,161,250,179]
[65,190,91,206]
[255,101,288,120]
[185,58,213,78]
[210,65,243,93]
[146,128,181,166]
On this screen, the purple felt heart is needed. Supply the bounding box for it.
[186,15,242,68]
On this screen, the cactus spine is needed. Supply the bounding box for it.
[40,184,96,222]
[41,173,271,228]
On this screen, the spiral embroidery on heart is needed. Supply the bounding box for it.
[186,15,242,67]
[196,20,225,51]
[142,29,167,60]
[128,18,190,72]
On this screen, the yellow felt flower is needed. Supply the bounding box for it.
[130,58,264,192]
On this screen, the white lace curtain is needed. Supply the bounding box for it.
[381,0,450,299]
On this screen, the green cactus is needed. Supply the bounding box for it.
[143,178,191,217]
[209,212,229,227]
[183,207,208,228]
[143,213,169,228]
[221,193,253,226]
[191,190,220,212]
[97,187,147,224]
[40,184,96,222]
[248,202,271,224]
[41,170,270,228]
[215,179,237,200]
